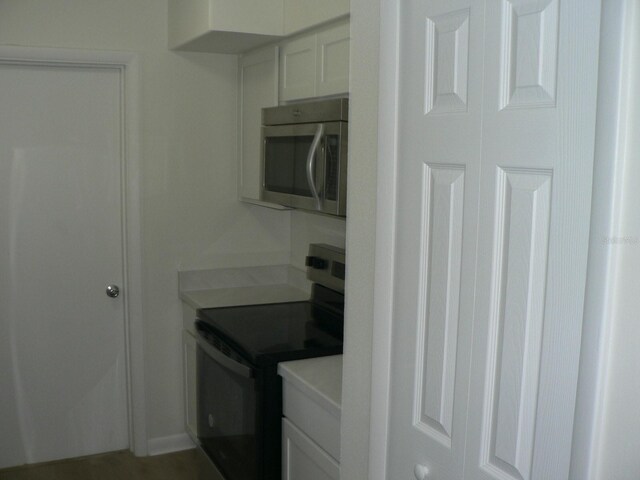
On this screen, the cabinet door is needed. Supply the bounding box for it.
[316,20,350,97]
[283,419,340,480]
[279,34,318,101]
[183,329,198,441]
[238,45,285,206]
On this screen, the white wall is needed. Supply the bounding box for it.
[0,0,291,448]
[289,211,346,269]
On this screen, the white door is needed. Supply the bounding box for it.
[386,0,484,478]
[385,0,600,479]
[0,62,129,468]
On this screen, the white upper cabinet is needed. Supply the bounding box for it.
[280,34,318,101]
[169,0,350,54]
[239,20,350,208]
[316,21,351,98]
[284,0,350,35]
[280,20,350,102]
[168,0,284,54]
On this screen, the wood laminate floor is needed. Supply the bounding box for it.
[0,449,218,480]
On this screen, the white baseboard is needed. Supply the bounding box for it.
[147,433,195,456]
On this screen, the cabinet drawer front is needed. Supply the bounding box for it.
[282,419,340,480]
[283,382,341,461]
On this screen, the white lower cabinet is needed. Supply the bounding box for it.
[279,356,342,479]
[282,419,340,480]
[182,303,198,441]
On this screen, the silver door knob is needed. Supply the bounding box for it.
[106,285,120,298]
[414,464,430,480]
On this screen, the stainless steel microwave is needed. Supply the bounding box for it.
[261,98,348,217]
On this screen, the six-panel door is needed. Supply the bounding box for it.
[386,0,601,479]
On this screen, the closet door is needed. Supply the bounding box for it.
[464,1,601,479]
[384,0,601,479]
[385,0,485,478]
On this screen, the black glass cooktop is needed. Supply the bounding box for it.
[196,293,343,366]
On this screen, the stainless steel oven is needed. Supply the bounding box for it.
[195,244,346,480]
[261,98,348,217]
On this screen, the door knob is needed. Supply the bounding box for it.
[106,285,120,298]
[414,464,430,480]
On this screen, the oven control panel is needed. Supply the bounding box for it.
[305,244,345,293]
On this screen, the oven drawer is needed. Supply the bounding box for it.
[282,380,341,462]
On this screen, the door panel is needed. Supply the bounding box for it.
[386,0,484,478]
[465,0,600,479]
[0,63,128,468]
[387,0,600,479]
[474,169,553,480]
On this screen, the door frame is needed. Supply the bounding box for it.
[570,1,639,478]
[367,1,618,479]
[367,0,400,479]
[0,46,147,456]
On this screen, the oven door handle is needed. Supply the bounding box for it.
[306,123,325,211]
[196,334,254,379]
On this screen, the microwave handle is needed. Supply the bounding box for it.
[306,123,325,211]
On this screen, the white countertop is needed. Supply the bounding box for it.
[180,283,309,310]
[178,264,311,310]
[278,355,343,416]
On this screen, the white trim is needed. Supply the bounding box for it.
[368,1,401,479]
[120,52,148,458]
[147,433,196,457]
[570,1,632,478]
[0,46,148,456]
